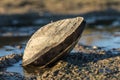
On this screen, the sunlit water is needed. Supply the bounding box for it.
[7,61,24,75]
[80,27,120,49]
[0,25,120,75]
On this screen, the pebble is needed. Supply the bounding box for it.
[93,46,98,49]
[0,45,120,80]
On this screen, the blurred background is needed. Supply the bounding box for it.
[0,0,120,75]
[0,0,120,55]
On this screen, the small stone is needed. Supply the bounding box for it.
[99,69,104,74]
[16,45,22,49]
[93,46,98,49]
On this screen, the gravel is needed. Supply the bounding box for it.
[0,45,120,80]
[0,54,22,68]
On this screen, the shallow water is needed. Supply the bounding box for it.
[80,26,120,49]
[0,24,120,76]
[7,61,24,75]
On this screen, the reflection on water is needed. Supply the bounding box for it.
[7,61,24,75]
[0,46,24,56]
[0,36,27,56]
[80,27,120,49]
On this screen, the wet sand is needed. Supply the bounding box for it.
[0,44,120,80]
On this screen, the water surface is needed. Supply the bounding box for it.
[80,26,120,49]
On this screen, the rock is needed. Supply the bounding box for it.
[22,17,86,67]
[0,54,22,68]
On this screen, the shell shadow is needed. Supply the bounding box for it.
[62,51,120,67]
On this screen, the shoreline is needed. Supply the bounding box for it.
[0,10,120,27]
[0,45,120,80]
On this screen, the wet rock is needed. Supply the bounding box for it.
[0,72,23,80]
[22,17,86,67]
[0,54,22,68]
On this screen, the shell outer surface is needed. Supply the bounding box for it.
[22,17,86,67]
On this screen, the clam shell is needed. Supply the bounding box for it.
[22,17,86,67]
